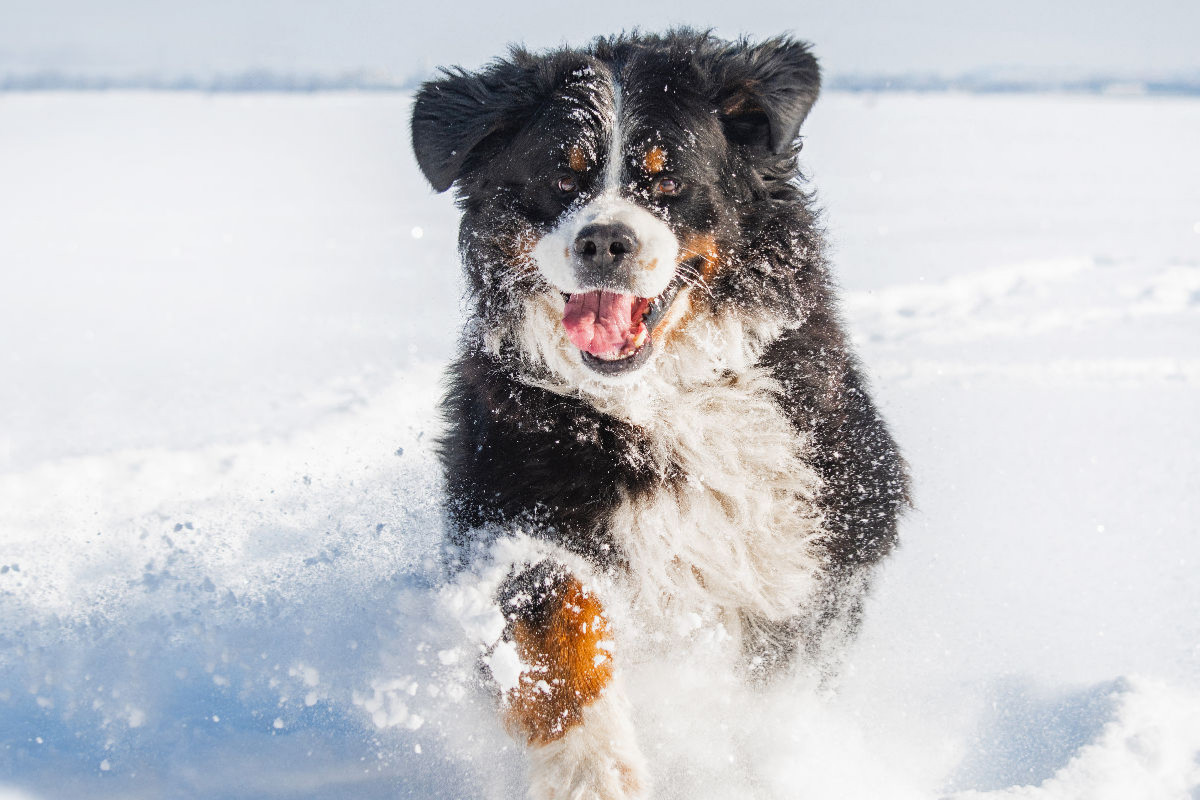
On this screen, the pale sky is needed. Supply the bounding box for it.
[1,0,1197,78]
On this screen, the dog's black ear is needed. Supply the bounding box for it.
[411,64,525,193]
[713,37,821,154]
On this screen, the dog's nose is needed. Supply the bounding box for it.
[573,223,640,270]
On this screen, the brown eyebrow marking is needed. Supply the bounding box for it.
[568,144,587,173]
[643,145,667,174]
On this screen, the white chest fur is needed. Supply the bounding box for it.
[503,291,828,626]
[608,368,827,625]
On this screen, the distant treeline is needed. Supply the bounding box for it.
[2,69,1199,96]
[828,73,1200,96]
[0,69,422,92]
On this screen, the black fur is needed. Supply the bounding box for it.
[414,30,909,668]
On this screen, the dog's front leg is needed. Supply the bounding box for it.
[495,561,646,800]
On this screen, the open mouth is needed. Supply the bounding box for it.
[561,277,684,375]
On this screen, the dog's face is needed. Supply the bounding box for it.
[412,33,821,390]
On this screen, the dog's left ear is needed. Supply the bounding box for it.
[714,37,821,155]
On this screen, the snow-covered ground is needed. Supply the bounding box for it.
[1,91,1198,799]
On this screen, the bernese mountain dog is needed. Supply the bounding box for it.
[411,30,909,800]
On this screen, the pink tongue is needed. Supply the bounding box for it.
[562,290,638,356]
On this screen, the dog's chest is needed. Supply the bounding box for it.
[607,371,827,622]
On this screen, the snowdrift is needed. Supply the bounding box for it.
[1,91,1198,798]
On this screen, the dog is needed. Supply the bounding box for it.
[411,30,908,799]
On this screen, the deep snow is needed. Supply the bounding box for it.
[1,91,1198,799]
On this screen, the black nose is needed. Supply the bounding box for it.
[573,222,640,270]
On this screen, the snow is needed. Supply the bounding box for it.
[1,90,1198,798]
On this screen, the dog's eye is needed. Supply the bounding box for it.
[556,175,579,194]
[654,177,682,196]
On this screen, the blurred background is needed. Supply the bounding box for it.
[3,0,1200,87]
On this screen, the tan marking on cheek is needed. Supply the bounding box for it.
[651,233,720,347]
[677,231,721,282]
[568,144,587,173]
[502,576,614,746]
[650,286,695,343]
[643,145,667,174]
[515,231,539,260]
[644,258,658,272]
[499,228,542,276]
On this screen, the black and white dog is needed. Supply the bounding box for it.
[411,30,908,800]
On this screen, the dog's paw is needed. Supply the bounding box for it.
[525,690,648,800]
[527,745,646,800]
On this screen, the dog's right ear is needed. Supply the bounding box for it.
[411,65,524,193]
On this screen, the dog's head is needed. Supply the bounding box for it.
[412,32,822,396]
